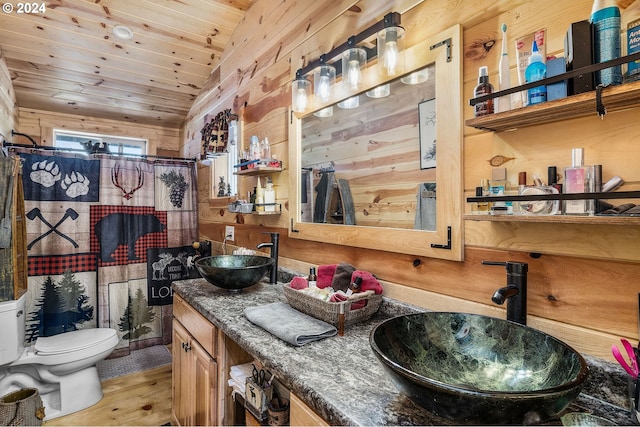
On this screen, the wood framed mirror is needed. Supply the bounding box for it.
[288,24,463,261]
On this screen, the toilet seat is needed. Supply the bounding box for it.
[11,328,119,367]
[35,328,116,355]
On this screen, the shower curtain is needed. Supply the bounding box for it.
[14,148,199,356]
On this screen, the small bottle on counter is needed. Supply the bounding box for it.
[473,66,494,117]
[346,276,362,296]
[308,267,317,287]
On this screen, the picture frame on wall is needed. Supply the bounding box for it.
[419,98,436,170]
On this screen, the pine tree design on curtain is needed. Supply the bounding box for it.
[25,271,94,342]
[118,288,156,340]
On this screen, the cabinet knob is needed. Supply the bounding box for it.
[182,342,191,352]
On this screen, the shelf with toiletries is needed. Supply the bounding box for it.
[465,190,640,225]
[233,160,283,176]
[465,52,640,132]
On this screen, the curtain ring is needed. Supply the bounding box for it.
[595,84,607,119]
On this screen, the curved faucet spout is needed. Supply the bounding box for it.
[492,285,519,305]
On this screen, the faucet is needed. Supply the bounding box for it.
[256,232,279,284]
[482,260,528,325]
[221,232,233,255]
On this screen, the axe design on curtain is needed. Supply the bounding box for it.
[17,150,198,355]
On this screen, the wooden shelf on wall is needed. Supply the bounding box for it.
[463,214,640,225]
[465,80,640,132]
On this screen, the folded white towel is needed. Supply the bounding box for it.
[229,362,254,382]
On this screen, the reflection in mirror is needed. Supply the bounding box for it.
[300,65,436,230]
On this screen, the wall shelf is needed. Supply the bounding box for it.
[465,79,640,132]
[463,214,640,225]
[233,166,282,176]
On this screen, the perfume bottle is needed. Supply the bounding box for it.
[563,148,594,215]
[472,186,489,214]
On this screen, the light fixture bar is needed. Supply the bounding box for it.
[294,12,402,79]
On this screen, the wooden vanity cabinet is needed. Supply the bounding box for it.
[172,294,218,426]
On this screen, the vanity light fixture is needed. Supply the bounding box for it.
[313,56,336,104]
[377,21,404,78]
[342,38,367,91]
[292,73,312,113]
[291,11,403,113]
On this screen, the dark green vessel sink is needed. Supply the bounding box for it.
[370,312,589,424]
[195,255,274,291]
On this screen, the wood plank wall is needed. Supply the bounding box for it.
[0,48,18,140]
[185,0,640,362]
[14,108,180,156]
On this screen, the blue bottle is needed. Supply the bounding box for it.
[525,41,547,105]
[591,0,622,86]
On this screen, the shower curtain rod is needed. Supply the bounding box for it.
[3,140,197,163]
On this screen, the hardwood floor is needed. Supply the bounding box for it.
[44,364,172,426]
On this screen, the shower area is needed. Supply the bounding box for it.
[1,141,199,358]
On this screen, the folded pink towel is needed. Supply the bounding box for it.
[351,270,383,295]
[317,264,337,288]
[290,276,308,290]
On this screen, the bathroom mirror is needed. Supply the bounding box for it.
[289,25,463,261]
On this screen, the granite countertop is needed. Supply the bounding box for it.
[172,278,634,426]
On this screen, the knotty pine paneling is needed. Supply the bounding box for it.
[16,108,180,155]
[0,51,17,139]
[187,0,640,361]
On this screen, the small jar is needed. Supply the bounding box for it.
[308,267,317,287]
[346,276,362,295]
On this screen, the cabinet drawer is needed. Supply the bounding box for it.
[174,294,217,358]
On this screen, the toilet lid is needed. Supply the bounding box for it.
[34,328,117,355]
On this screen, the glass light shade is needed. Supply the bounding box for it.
[313,106,334,117]
[366,83,391,98]
[342,47,367,91]
[292,78,311,113]
[337,95,360,109]
[377,26,405,77]
[401,68,429,85]
[313,64,336,104]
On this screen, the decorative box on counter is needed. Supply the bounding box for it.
[283,285,382,329]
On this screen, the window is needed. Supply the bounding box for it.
[54,130,147,156]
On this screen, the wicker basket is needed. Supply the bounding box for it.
[283,285,382,327]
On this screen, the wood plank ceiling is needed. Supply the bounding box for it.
[0,0,252,128]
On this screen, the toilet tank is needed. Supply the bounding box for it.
[0,295,26,365]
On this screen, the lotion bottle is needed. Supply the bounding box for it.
[255,177,265,212]
[474,66,494,117]
[525,40,547,105]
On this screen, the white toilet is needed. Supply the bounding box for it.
[0,294,119,420]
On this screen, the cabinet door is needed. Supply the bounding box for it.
[192,339,218,426]
[290,393,329,426]
[172,320,192,426]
